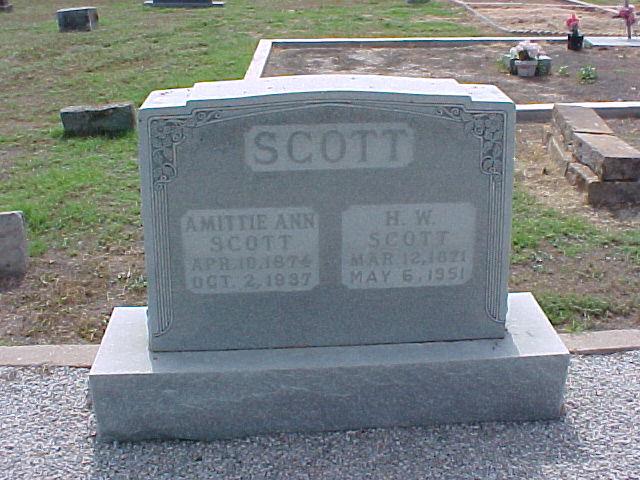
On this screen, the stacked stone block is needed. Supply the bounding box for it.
[544,105,640,206]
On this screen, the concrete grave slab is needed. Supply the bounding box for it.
[137,75,515,352]
[89,293,570,442]
[552,104,613,146]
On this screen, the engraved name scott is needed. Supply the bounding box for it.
[182,207,319,294]
[245,123,414,171]
[342,203,475,289]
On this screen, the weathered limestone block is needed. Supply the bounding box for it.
[57,7,99,32]
[60,102,136,137]
[552,105,613,147]
[572,132,640,181]
[566,162,640,206]
[565,162,599,190]
[0,211,27,278]
[546,132,574,173]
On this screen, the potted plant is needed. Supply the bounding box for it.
[510,41,540,77]
[566,13,583,50]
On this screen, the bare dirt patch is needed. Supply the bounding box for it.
[264,42,640,104]
[0,242,146,345]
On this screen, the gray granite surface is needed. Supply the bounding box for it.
[138,76,515,352]
[2,351,639,479]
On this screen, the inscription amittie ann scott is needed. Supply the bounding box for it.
[182,208,319,294]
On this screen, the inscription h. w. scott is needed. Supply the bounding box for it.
[245,123,414,171]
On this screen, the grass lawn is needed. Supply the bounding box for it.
[0,0,638,344]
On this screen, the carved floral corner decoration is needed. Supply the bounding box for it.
[149,110,224,190]
[436,107,505,176]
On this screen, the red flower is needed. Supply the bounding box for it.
[566,13,580,31]
[614,6,637,26]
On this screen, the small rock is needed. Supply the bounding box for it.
[60,102,136,137]
[57,7,99,32]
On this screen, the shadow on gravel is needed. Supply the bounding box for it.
[88,418,585,479]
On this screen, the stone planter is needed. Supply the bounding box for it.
[515,60,538,77]
[568,33,584,51]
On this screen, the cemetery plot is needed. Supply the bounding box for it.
[263,42,640,104]
[465,0,628,35]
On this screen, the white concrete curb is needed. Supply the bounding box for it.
[1,330,638,367]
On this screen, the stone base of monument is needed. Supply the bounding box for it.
[143,0,224,7]
[90,292,569,441]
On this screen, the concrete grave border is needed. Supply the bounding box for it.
[0,329,638,367]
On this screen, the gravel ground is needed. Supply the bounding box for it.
[1,352,639,480]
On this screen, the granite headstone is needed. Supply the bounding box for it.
[90,75,569,441]
[138,76,513,352]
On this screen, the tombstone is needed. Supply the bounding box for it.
[90,75,569,441]
[60,102,136,137]
[0,211,27,279]
[0,0,13,13]
[56,7,98,32]
[143,0,224,8]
